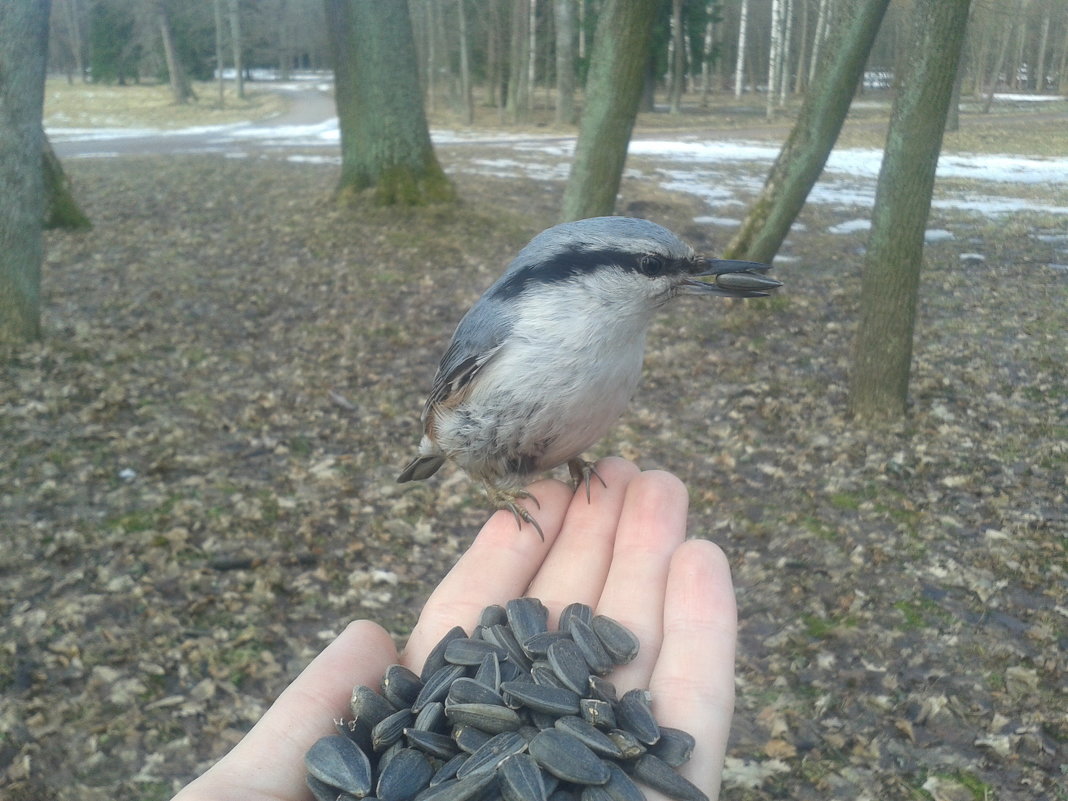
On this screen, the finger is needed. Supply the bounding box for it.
[526,457,640,620]
[402,477,574,669]
[173,620,397,801]
[595,470,690,692]
[649,539,737,801]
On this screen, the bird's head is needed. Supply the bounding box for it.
[489,217,781,316]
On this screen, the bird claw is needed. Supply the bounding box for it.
[567,458,607,502]
[488,487,545,540]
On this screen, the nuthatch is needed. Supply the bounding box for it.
[398,216,781,537]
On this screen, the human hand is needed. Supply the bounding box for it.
[172,457,737,801]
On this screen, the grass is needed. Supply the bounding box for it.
[44,78,287,129]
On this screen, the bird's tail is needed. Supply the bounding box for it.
[397,454,446,483]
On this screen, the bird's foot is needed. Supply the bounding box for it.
[567,458,607,502]
[487,487,545,540]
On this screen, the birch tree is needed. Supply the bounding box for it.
[778,0,794,105]
[849,0,972,421]
[766,0,783,118]
[808,0,832,85]
[728,0,891,264]
[734,0,749,95]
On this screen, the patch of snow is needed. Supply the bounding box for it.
[828,219,871,235]
[693,215,742,227]
[924,229,955,242]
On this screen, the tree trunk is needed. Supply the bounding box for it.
[734,0,749,96]
[487,0,506,118]
[64,0,86,82]
[766,0,782,118]
[1034,8,1051,92]
[561,0,659,221]
[982,3,1018,113]
[554,0,575,124]
[507,0,531,122]
[700,5,714,104]
[792,0,809,93]
[778,0,794,105]
[527,0,537,115]
[1058,15,1068,92]
[669,0,685,114]
[157,0,194,104]
[848,0,972,422]
[43,137,90,230]
[458,0,474,124]
[278,0,291,81]
[325,0,454,206]
[808,0,831,86]
[229,0,244,99]
[213,0,226,106]
[726,0,890,264]
[0,0,51,345]
[945,14,969,133]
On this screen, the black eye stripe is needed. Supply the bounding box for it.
[490,248,683,301]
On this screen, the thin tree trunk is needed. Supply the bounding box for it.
[578,0,586,58]
[64,0,85,82]
[701,5,714,104]
[1034,9,1050,91]
[726,0,891,264]
[945,11,970,132]
[766,0,783,118]
[229,0,244,99]
[278,0,291,80]
[778,0,794,105]
[488,0,505,118]
[848,0,972,421]
[458,0,474,124]
[158,0,193,104]
[0,0,51,344]
[528,0,537,115]
[213,0,226,106]
[1058,16,1068,92]
[793,0,809,94]
[669,0,685,113]
[735,0,749,96]
[561,0,659,221]
[1009,10,1025,90]
[507,0,531,122]
[554,0,576,124]
[982,3,1018,112]
[808,0,830,86]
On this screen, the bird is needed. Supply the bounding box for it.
[398,216,781,538]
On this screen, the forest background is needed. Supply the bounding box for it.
[2,1,1067,800]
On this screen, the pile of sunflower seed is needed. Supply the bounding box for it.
[305,597,707,801]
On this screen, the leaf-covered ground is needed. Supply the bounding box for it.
[2,112,1066,801]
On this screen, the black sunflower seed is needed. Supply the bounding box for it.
[629,753,709,801]
[528,728,610,785]
[304,734,372,796]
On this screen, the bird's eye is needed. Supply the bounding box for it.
[638,254,665,276]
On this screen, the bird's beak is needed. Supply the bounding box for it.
[681,258,783,298]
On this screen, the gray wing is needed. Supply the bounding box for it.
[421,297,514,427]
